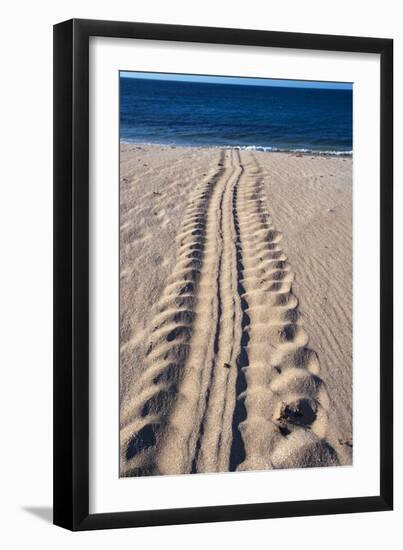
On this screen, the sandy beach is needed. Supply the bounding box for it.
[119,143,352,476]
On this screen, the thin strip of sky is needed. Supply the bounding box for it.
[120,71,352,90]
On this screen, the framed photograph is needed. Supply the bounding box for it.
[53,19,393,530]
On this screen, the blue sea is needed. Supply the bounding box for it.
[120,76,352,155]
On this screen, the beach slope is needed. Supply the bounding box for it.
[120,144,352,476]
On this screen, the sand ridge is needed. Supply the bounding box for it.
[120,147,351,476]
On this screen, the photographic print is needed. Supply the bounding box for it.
[119,71,353,477]
[54,19,393,529]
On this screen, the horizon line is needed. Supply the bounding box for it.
[120,71,352,90]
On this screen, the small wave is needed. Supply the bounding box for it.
[120,139,352,157]
[220,145,352,156]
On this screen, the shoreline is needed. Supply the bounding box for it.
[120,139,353,158]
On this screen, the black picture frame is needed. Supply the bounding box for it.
[53,18,393,531]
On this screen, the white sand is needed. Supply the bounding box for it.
[119,143,352,476]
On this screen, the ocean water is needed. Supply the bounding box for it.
[120,76,352,155]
